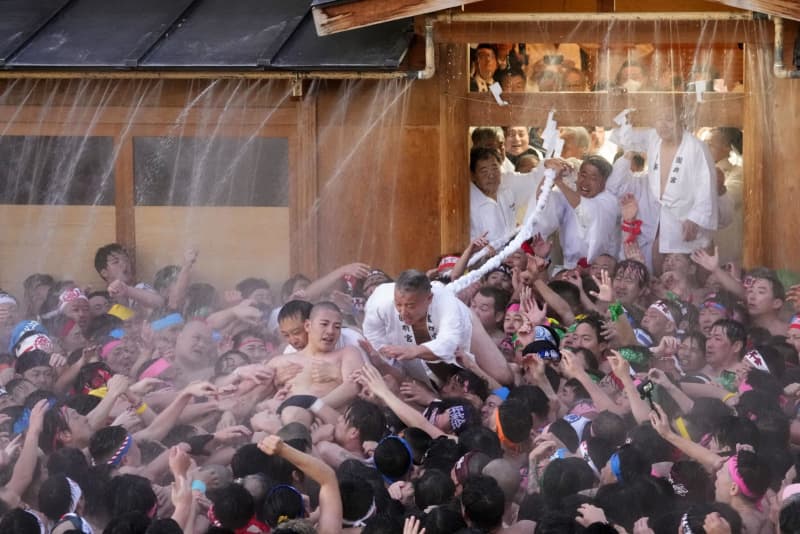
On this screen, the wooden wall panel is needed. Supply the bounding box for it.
[315,78,441,277]
[464,0,736,12]
[134,207,290,293]
[0,206,114,299]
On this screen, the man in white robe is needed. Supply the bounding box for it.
[363,270,513,387]
[606,106,718,271]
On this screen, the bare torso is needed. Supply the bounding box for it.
[268,350,345,397]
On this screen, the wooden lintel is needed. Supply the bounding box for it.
[312,0,482,36]
[435,19,768,45]
[706,0,800,21]
[465,92,744,128]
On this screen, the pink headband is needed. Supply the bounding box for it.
[140,358,171,379]
[791,316,800,331]
[59,319,78,338]
[237,336,265,349]
[507,303,520,313]
[59,288,88,312]
[728,453,763,510]
[782,483,800,502]
[101,340,123,359]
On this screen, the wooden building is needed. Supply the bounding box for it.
[0,0,798,297]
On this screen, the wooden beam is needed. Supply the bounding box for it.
[114,135,136,258]
[294,93,320,278]
[312,0,482,36]
[706,0,800,21]
[466,92,745,128]
[439,43,470,254]
[434,18,768,45]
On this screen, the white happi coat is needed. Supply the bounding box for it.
[363,282,473,385]
[607,129,718,258]
[469,182,517,243]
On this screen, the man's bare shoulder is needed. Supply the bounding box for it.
[267,352,306,367]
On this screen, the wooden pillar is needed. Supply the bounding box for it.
[294,90,320,278]
[742,41,770,269]
[438,43,470,255]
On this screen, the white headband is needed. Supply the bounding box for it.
[342,499,376,528]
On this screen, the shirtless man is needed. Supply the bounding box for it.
[267,302,363,410]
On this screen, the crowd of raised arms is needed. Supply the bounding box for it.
[0,102,796,534]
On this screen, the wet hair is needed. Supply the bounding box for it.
[684,397,732,440]
[423,505,467,534]
[711,318,747,352]
[0,508,46,534]
[374,436,413,482]
[85,314,124,342]
[145,518,183,534]
[547,419,579,453]
[108,474,156,517]
[335,460,393,516]
[89,425,129,465]
[75,361,113,395]
[414,469,455,510]
[401,427,432,465]
[423,436,462,473]
[262,484,303,527]
[508,385,550,420]
[547,281,582,315]
[38,474,75,521]
[589,411,629,448]
[497,398,533,443]
[278,300,313,324]
[448,369,489,401]
[280,274,311,304]
[748,267,785,300]
[46,447,90,490]
[540,458,595,509]
[231,444,294,484]
[345,399,387,443]
[210,483,256,530]
[475,43,499,60]
[458,425,503,459]
[780,499,800,534]
[15,349,51,375]
[475,286,511,315]
[534,511,579,534]
[627,424,674,464]
[613,260,649,288]
[308,301,341,319]
[395,270,432,294]
[38,401,70,454]
[94,243,126,276]
[582,437,615,475]
[730,448,771,504]
[339,477,376,526]
[153,265,180,293]
[236,278,270,299]
[715,416,760,451]
[214,350,251,377]
[65,394,101,416]
[461,475,505,531]
[670,460,714,503]
[183,282,218,318]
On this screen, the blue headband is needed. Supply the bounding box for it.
[150,313,184,332]
[378,435,414,483]
[492,387,510,401]
[107,434,133,467]
[610,452,623,482]
[108,328,125,339]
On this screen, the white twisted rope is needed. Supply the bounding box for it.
[449,111,563,293]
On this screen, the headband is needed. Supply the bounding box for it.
[101,340,123,360]
[791,315,800,331]
[8,320,47,353]
[106,434,133,467]
[66,477,82,513]
[743,350,770,373]
[150,313,184,332]
[650,301,676,324]
[25,510,46,534]
[0,293,17,306]
[680,512,694,534]
[454,451,480,485]
[619,347,648,366]
[495,409,522,453]
[377,436,414,482]
[59,288,88,312]
[237,336,265,349]
[782,483,800,502]
[59,319,78,338]
[492,387,509,401]
[140,358,171,379]
[728,451,763,509]
[108,304,134,321]
[703,300,728,315]
[506,303,520,313]
[15,333,54,356]
[448,405,467,432]
[610,452,623,482]
[438,255,460,273]
[267,484,306,519]
[674,417,691,440]
[342,499,376,528]
[579,441,600,478]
